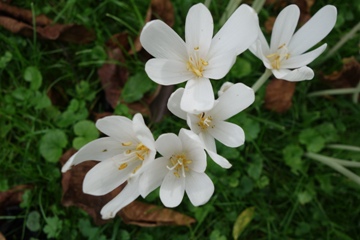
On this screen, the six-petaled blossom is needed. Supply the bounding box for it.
[140,3,258,113]
[250,4,337,81]
[167,83,255,168]
[139,129,214,208]
[61,113,156,219]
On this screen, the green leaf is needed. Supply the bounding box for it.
[0,51,12,68]
[75,81,96,102]
[297,191,313,205]
[0,179,9,191]
[43,216,63,238]
[40,129,68,162]
[26,211,41,232]
[247,156,263,180]
[122,73,154,103]
[31,91,52,109]
[24,66,42,90]
[72,120,99,149]
[282,144,304,175]
[316,123,338,143]
[233,206,255,240]
[299,128,325,153]
[237,115,260,141]
[56,99,88,127]
[230,58,252,78]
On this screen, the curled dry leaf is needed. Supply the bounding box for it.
[0,185,32,214]
[265,78,296,113]
[321,57,360,89]
[0,2,95,43]
[120,201,195,227]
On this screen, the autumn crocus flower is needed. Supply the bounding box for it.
[167,83,255,168]
[139,129,214,208]
[61,114,156,219]
[250,4,337,81]
[140,3,258,113]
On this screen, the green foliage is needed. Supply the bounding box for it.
[24,66,43,90]
[26,211,41,232]
[43,216,63,238]
[40,129,68,162]
[72,120,99,149]
[122,72,155,103]
[282,144,304,174]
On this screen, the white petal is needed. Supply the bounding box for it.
[187,114,201,134]
[209,4,259,57]
[249,28,270,59]
[273,66,314,81]
[145,59,193,85]
[210,83,255,120]
[185,3,213,58]
[270,5,300,52]
[160,172,185,208]
[167,88,187,120]
[282,44,327,69]
[208,121,245,147]
[65,138,124,170]
[181,78,214,114]
[139,157,168,197]
[82,156,137,195]
[132,113,155,152]
[203,51,236,79]
[61,152,77,172]
[206,150,232,169]
[96,116,136,143]
[140,20,187,61]
[185,171,214,206]
[100,177,140,219]
[288,5,337,55]
[199,132,216,152]
[155,133,182,157]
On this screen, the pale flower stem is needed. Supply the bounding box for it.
[204,0,212,8]
[352,80,360,104]
[321,22,360,64]
[308,88,359,97]
[219,0,242,26]
[327,144,360,152]
[252,68,272,93]
[251,0,266,13]
[305,152,360,185]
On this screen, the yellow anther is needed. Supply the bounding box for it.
[194,46,199,50]
[122,142,132,146]
[132,164,142,174]
[118,163,128,170]
[278,43,286,49]
[197,112,212,130]
[125,149,132,154]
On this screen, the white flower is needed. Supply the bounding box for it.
[140,3,258,113]
[217,81,234,97]
[61,113,156,219]
[250,5,337,81]
[139,129,214,208]
[167,83,255,168]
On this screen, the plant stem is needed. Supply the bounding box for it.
[252,68,272,92]
[204,0,212,8]
[308,88,359,97]
[305,152,360,185]
[352,79,360,104]
[219,0,242,26]
[252,0,266,13]
[327,144,360,152]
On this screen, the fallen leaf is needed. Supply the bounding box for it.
[233,206,256,240]
[321,57,360,89]
[0,232,5,240]
[149,85,174,122]
[264,78,296,113]
[0,185,32,213]
[0,2,95,43]
[120,201,195,227]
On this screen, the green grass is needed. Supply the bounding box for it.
[1,0,360,239]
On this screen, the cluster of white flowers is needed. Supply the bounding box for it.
[62,3,336,219]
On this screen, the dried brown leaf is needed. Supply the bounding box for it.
[0,185,32,213]
[264,78,296,113]
[120,201,196,227]
[0,232,5,240]
[321,57,360,89]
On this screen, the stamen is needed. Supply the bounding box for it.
[168,154,192,178]
[122,142,132,146]
[197,112,213,130]
[118,163,128,170]
[186,47,208,77]
[266,43,290,70]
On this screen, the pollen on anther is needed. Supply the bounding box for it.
[118,163,128,170]
[122,142,132,146]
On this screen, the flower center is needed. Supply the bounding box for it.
[167,153,192,178]
[186,47,208,77]
[197,112,213,130]
[266,43,290,70]
[118,142,150,173]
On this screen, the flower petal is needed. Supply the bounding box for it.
[288,5,337,55]
[185,3,213,58]
[199,132,216,152]
[203,51,237,79]
[209,4,259,58]
[82,156,137,196]
[160,172,185,208]
[282,44,327,69]
[270,5,300,52]
[185,171,214,206]
[249,27,270,59]
[181,78,214,114]
[206,150,232,169]
[208,121,245,147]
[140,20,187,61]
[167,88,187,120]
[96,116,136,143]
[133,113,155,151]
[139,157,168,197]
[209,83,255,120]
[145,59,193,85]
[187,114,201,134]
[155,133,182,157]
[100,177,140,219]
[273,66,314,81]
